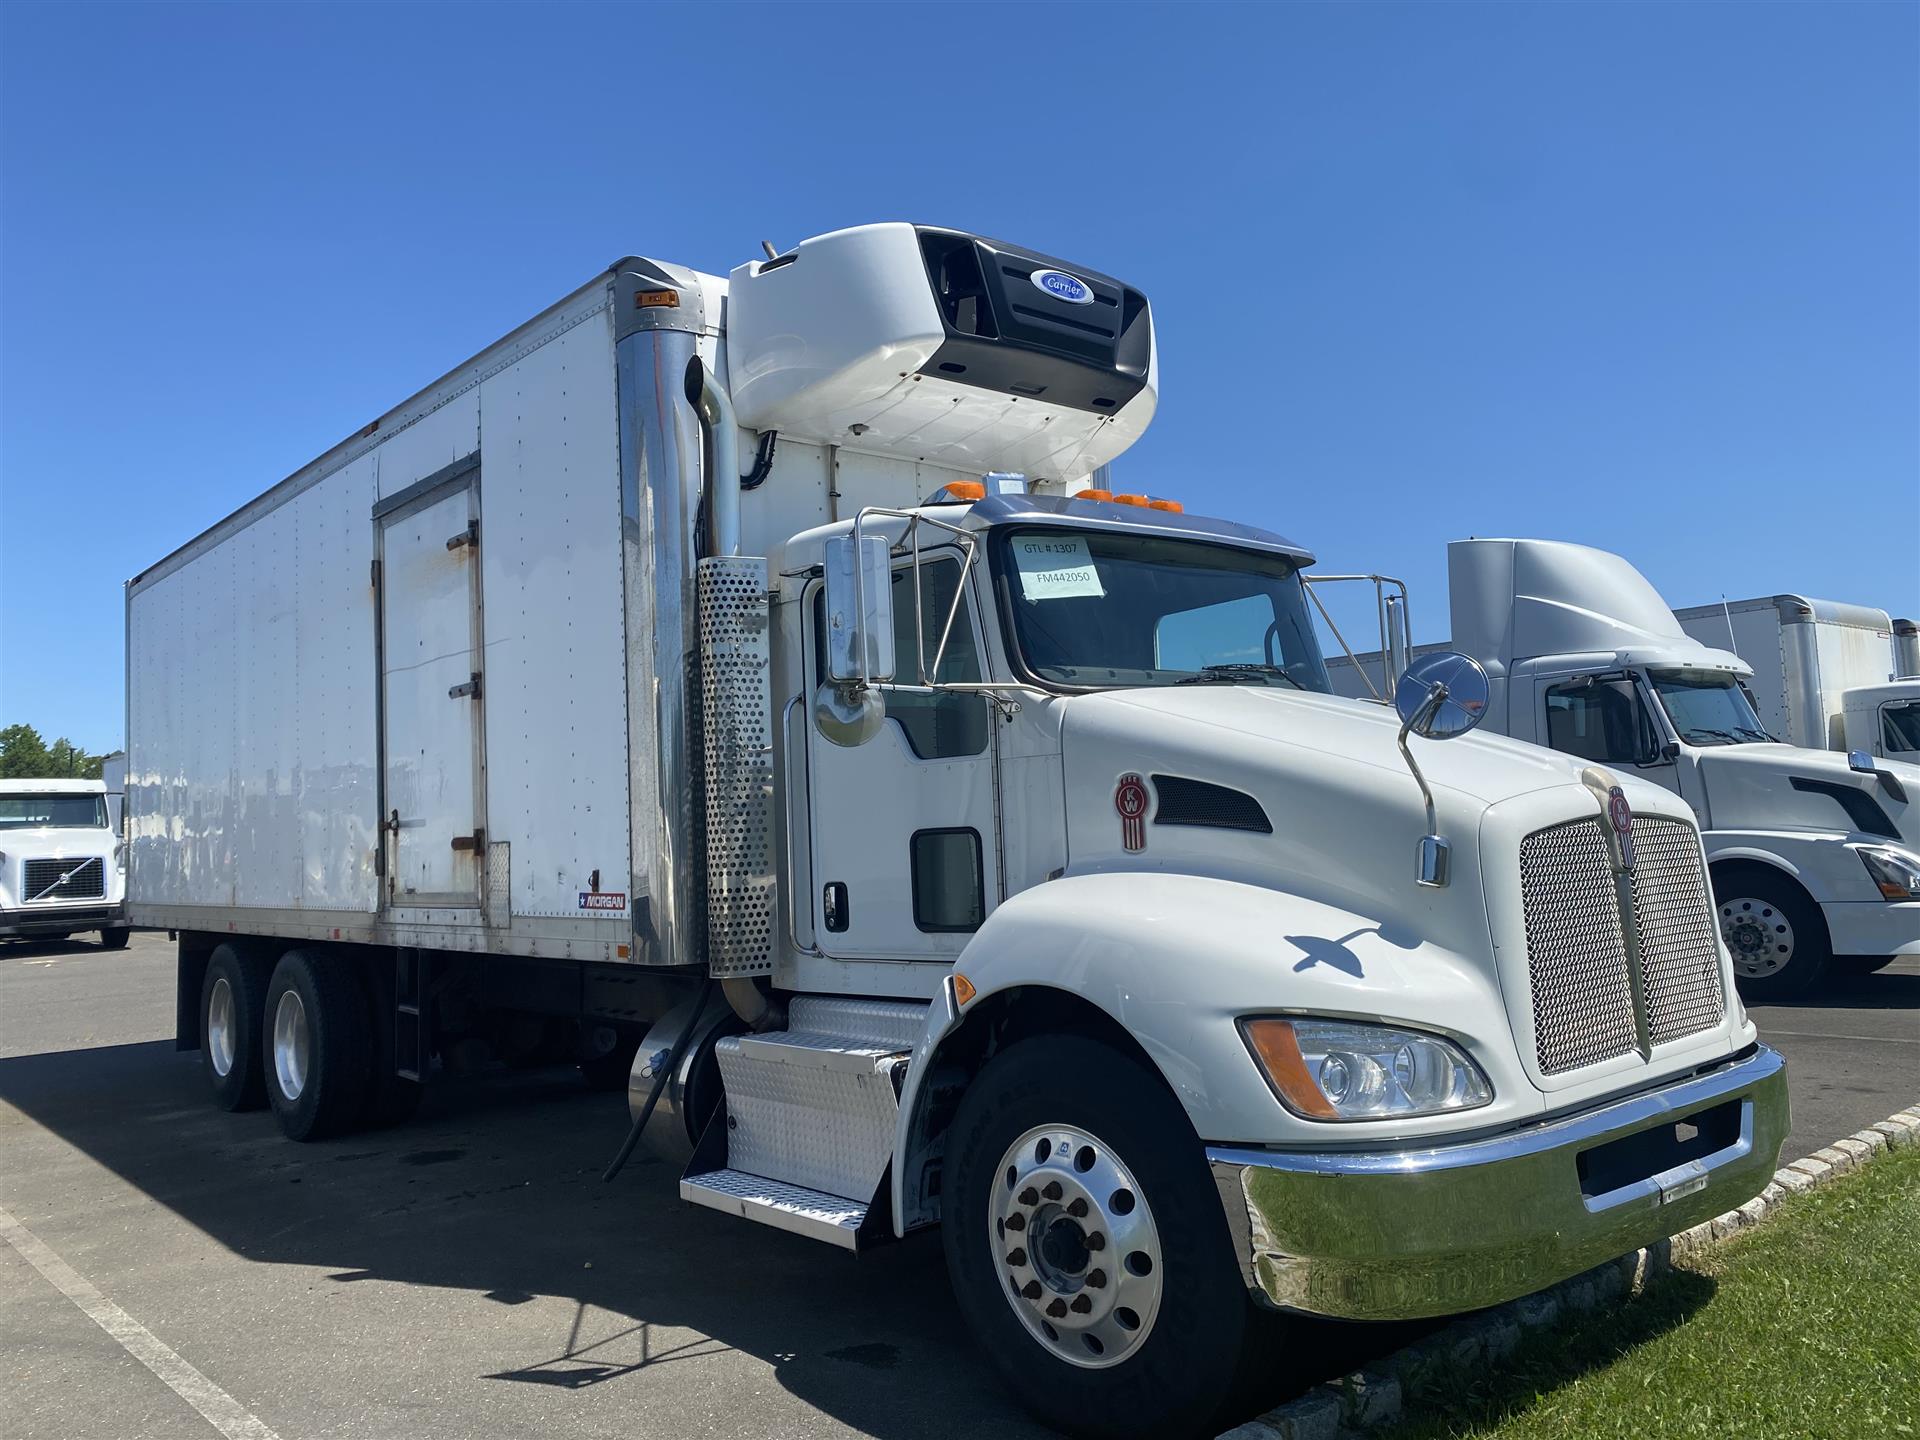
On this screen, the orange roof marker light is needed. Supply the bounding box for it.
[933,480,986,503]
[1113,493,1152,507]
[1148,499,1184,513]
[1078,489,1114,503]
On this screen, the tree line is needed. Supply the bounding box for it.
[0,723,110,780]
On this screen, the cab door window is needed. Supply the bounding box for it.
[1544,678,1658,765]
[814,556,988,760]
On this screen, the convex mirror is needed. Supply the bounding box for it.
[1394,651,1490,740]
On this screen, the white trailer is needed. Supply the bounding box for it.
[1672,595,1909,753]
[128,226,1787,1439]
[1323,541,1920,999]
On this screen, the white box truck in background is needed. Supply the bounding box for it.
[1,778,130,947]
[1673,595,1920,762]
[1324,540,1920,999]
[126,227,1786,1439]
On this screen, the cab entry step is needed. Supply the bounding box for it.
[680,1169,868,1249]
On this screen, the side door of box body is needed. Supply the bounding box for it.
[376,469,487,908]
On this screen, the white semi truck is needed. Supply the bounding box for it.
[1325,540,1920,1001]
[127,226,1787,1439]
[1674,594,1919,762]
[0,778,130,946]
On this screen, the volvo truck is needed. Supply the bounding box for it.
[1674,594,1919,762]
[126,227,1787,1438]
[1326,539,1920,1000]
[0,778,130,946]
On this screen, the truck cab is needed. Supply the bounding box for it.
[0,778,130,947]
[1440,539,1920,996]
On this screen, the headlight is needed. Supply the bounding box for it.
[1240,1018,1492,1121]
[1858,845,1920,900]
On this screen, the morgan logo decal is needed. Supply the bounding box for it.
[579,891,627,911]
[1607,786,1635,869]
[1115,773,1149,852]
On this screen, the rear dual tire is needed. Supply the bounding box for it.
[201,943,270,1110]
[264,949,373,1141]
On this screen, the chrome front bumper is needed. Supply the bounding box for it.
[1207,1044,1788,1321]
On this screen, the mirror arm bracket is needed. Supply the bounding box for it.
[1398,682,1450,888]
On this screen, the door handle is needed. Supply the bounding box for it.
[823,881,849,933]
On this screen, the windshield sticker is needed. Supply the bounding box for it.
[1013,535,1105,601]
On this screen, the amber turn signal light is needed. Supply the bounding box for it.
[1240,1018,1339,1120]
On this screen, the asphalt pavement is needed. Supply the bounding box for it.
[2,932,1914,1440]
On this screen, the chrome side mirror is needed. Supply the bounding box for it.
[1847,749,1875,775]
[1394,651,1490,740]
[1391,651,1489,889]
[823,534,896,685]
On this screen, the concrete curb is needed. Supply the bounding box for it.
[1217,1101,1920,1440]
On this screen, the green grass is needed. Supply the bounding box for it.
[1381,1143,1920,1440]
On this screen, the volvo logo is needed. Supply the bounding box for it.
[1030,268,1095,305]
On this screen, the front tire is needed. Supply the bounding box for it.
[264,949,372,1141]
[1715,863,1831,1001]
[943,1037,1263,1440]
[201,943,269,1110]
[99,927,131,949]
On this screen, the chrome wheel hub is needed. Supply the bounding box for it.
[990,1124,1163,1370]
[273,990,310,1100]
[1721,897,1794,977]
[207,977,236,1078]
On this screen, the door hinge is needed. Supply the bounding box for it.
[371,558,381,589]
[449,673,482,700]
[451,830,486,853]
[446,520,479,552]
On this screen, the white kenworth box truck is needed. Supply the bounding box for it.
[127,225,1787,1439]
[1674,595,1920,765]
[1326,539,1920,1003]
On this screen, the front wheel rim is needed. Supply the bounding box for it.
[207,977,236,1077]
[990,1124,1164,1370]
[1721,897,1795,977]
[273,990,310,1100]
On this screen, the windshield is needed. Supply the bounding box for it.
[0,794,108,830]
[994,528,1332,692]
[1649,669,1773,745]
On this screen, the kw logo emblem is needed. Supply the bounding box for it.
[1115,773,1149,852]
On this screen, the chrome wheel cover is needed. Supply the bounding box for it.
[273,989,310,1100]
[207,977,236,1078]
[1721,897,1795,977]
[990,1124,1164,1370]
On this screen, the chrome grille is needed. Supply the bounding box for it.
[1517,820,1638,1075]
[22,857,106,901]
[1629,818,1725,1046]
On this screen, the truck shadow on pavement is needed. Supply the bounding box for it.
[0,1037,1437,1438]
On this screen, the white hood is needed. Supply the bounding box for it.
[1698,742,1920,847]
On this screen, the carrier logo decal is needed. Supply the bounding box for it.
[1115,773,1150,852]
[579,891,628,911]
[1607,787,1635,869]
[1031,268,1095,305]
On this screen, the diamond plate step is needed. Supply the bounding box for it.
[681,1168,868,1249]
[715,1028,908,1200]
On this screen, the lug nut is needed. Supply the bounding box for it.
[1070,1295,1092,1314]
[1045,1298,1068,1319]
[1042,1181,1063,1201]
[1020,1280,1042,1300]
[1085,1232,1106,1251]
[1018,1187,1039,1206]
[1005,1212,1026,1232]
[1006,1248,1027,1267]
[1066,1197,1088,1218]
[1086,1268,1107,1289]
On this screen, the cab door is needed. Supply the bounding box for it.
[375,472,487,908]
[804,553,999,961]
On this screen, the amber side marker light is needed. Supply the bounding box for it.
[1240,1018,1338,1120]
[952,973,977,1006]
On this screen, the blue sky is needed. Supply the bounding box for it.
[2,0,1915,751]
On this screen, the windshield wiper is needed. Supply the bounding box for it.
[1680,727,1745,745]
[1174,663,1304,690]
